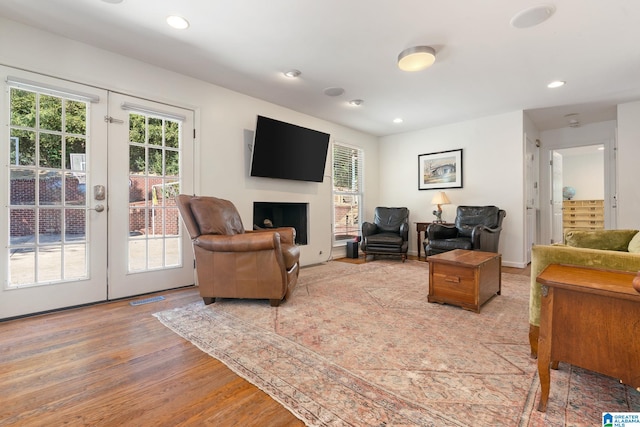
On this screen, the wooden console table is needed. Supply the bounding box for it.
[415,221,452,260]
[536,264,640,412]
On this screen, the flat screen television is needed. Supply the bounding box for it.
[250,115,330,183]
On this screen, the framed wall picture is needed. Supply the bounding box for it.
[418,149,463,190]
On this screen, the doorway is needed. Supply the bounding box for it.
[0,67,195,319]
[549,144,613,243]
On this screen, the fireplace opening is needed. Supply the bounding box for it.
[253,202,308,245]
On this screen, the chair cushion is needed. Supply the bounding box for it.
[564,229,638,251]
[374,207,409,233]
[456,206,500,237]
[366,232,403,246]
[190,196,245,235]
[629,231,640,253]
[428,237,473,251]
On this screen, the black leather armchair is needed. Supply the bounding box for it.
[361,207,409,262]
[425,205,506,256]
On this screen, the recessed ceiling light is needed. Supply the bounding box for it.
[284,69,301,78]
[547,80,566,88]
[393,118,404,124]
[348,99,364,106]
[167,15,189,30]
[510,5,556,29]
[324,87,345,97]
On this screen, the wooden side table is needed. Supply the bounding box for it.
[536,264,640,412]
[427,249,501,312]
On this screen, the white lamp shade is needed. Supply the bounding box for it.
[431,191,451,205]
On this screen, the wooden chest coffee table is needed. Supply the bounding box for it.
[427,249,501,312]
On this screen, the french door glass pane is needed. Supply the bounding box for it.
[127,113,182,273]
[7,87,90,287]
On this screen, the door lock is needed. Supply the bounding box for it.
[94,185,106,201]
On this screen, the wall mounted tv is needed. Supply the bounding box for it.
[250,115,330,183]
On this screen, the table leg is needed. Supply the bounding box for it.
[537,285,554,412]
[417,230,422,260]
[537,347,551,412]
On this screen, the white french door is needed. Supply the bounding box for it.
[0,68,195,319]
[107,93,194,299]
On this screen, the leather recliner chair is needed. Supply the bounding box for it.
[361,207,410,262]
[425,205,506,256]
[176,195,300,306]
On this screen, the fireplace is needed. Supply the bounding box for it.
[253,202,308,245]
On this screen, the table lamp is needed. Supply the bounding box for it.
[431,191,451,223]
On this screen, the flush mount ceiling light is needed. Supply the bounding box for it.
[547,80,566,88]
[166,15,190,30]
[348,99,364,106]
[101,0,124,3]
[283,69,301,78]
[510,4,556,29]
[397,46,436,72]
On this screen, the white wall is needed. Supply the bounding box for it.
[0,17,379,266]
[378,111,526,267]
[560,152,604,200]
[617,100,640,229]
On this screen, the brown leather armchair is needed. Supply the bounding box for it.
[425,205,506,256]
[176,195,300,306]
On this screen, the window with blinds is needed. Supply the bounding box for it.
[332,143,363,243]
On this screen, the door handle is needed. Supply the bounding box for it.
[88,204,105,212]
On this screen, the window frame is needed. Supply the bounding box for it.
[332,141,364,245]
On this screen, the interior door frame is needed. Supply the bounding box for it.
[547,139,617,244]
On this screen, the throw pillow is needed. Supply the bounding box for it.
[565,229,638,251]
[628,231,640,253]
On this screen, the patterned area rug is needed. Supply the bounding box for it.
[154,260,639,426]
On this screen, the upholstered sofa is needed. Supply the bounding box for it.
[529,229,640,357]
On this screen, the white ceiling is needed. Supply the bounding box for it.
[1,0,639,136]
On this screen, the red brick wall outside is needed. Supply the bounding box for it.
[10,176,86,237]
[129,176,180,236]
[10,176,179,237]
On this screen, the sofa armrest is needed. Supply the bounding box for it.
[249,227,296,245]
[426,223,457,240]
[400,222,409,241]
[195,232,279,252]
[362,222,378,237]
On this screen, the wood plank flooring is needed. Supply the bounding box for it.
[1,259,530,426]
[0,287,304,426]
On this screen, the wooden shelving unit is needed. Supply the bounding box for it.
[563,199,604,232]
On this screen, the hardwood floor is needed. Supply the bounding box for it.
[0,287,304,427]
[1,260,530,426]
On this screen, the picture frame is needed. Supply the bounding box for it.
[418,149,463,190]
